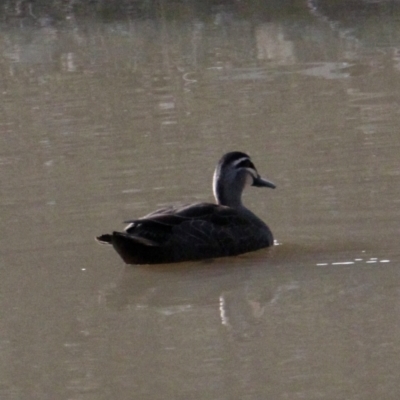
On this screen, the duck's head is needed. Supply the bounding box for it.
[213,151,275,207]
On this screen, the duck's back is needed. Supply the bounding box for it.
[105,202,273,264]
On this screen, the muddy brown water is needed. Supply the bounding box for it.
[1,3,400,399]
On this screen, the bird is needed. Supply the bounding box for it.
[96,151,276,264]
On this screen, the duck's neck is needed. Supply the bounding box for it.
[217,189,267,227]
[215,188,243,208]
[213,174,243,208]
[213,175,267,227]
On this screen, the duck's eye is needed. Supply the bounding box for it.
[235,159,255,170]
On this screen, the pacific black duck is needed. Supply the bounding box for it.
[97,151,276,264]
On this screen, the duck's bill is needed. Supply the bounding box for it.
[252,176,276,189]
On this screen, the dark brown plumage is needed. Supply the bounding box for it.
[97,152,276,264]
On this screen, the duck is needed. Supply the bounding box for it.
[96,151,276,264]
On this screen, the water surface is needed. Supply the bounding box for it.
[1,2,400,399]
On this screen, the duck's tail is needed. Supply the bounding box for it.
[96,231,165,264]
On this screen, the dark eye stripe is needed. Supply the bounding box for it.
[235,159,255,169]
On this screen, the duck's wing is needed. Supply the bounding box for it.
[123,202,247,247]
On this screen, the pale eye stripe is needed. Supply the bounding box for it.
[232,157,250,167]
[245,167,258,178]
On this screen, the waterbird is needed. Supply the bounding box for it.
[97,151,276,264]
